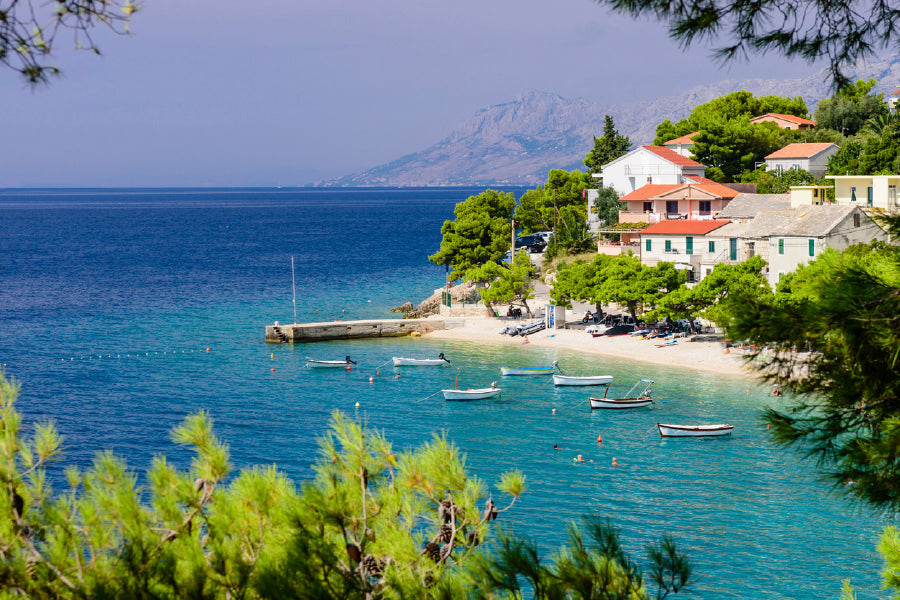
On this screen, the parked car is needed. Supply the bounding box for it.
[514,235,547,253]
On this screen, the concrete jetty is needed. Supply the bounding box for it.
[265,318,464,343]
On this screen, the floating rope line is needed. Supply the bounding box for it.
[414,390,444,403]
[61,349,199,362]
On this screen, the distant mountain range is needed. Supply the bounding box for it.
[318,56,900,187]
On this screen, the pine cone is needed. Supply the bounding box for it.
[424,541,441,562]
[439,524,453,543]
[362,555,383,577]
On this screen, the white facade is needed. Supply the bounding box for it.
[600,146,706,196]
[764,144,839,178]
[827,175,900,211]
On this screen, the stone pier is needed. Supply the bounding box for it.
[265,318,463,343]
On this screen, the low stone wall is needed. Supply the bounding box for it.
[266,318,455,343]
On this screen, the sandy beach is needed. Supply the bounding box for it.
[424,316,755,378]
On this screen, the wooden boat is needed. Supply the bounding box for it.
[657,423,734,437]
[392,353,451,367]
[500,361,559,376]
[441,387,501,401]
[553,374,613,386]
[305,356,356,368]
[588,378,654,409]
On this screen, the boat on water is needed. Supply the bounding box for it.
[305,356,357,368]
[442,387,501,401]
[500,361,559,376]
[553,374,613,386]
[657,423,734,437]
[392,353,451,367]
[588,378,654,409]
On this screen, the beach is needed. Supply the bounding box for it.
[424,316,755,378]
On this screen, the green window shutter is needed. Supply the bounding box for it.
[645,239,651,252]
[708,240,715,253]
[685,236,693,255]
[665,240,671,252]
[868,187,873,206]
[809,239,815,257]
[729,238,737,260]
[778,239,784,255]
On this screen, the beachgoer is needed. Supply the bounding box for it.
[574,454,585,462]
[771,385,783,397]
[554,444,559,450]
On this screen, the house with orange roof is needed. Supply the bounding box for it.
[888,87,900,113]
[748,113,816,131]
[638,220,732,283]
[662,132,699,158]
[599,145,706,196]
[764,143,839,177]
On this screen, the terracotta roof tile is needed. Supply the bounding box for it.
[619,184,681,201]
[640,220,732,235]
[663,132,700,145]
[765,142,838,159]
[750,113,816,126]
[641,145,704,168]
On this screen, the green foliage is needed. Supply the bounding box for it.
[584,115,632,173]
[430,189,515,281]
[739,167,822,194]
[595,0,895,88]
[827,141,864,175]
[515,170,591,235]
[551,254,616,313]
[813,79,888,136]
[721,237,900,510]
[458,516,692,599]
[592,185,624,229]
[466,250,536,316]
[690,119,788,183]
[0,0,139,83]
[0,370,527,599]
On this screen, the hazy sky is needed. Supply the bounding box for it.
[0,0,826,187]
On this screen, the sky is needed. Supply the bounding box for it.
[0,0,827,187]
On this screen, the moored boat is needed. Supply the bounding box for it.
[500,361,559,376]
[553,374,613,386]
[306,356,357,368]
[441,387,501,401]
[588,378,654,409]
[392,353,451,367]
[657,423,734,437]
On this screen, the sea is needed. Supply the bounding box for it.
[0,187,891,598]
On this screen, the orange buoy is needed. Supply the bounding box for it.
[346,365,351,371]
[206,347,210,353]
[271,368,275,372]
[597,434,602,443]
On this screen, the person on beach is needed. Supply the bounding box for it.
[771,385,783,397]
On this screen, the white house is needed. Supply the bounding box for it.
[749,113,816,131]
[765,205,887,286]
[662,132,699,158]
[763,143,839,178]
[826,175,900,211]
[600,145,706,196]
[639,219,732,283]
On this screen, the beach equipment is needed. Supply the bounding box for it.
[553,374,613,386]
[305,356,357,368]
[392,353,451,366]
[500,360,559,376]
[656,423,734,437]
[588,378,654,409]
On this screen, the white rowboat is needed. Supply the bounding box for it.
[588,378,654,410]
[393,353,451,367]
[553,374,613,386]
[657,423,734,437]
[501,361,559,376]
[305,356,356,368]
[441,387,501,401]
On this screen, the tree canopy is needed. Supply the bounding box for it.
[583,115,632,173]
[430,190,515,281]
[813,79,888,136]
[466,250,536,316]
[0,0,139,83]
[594,0,899,88]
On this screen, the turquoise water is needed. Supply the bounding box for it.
[0,188,890,598]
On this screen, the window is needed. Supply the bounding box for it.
[809,239,815,257]
[868,187,873,206]
[665,240,672,252]
[708,240,715,253]
[666,200,679,214]
[851,186,857,202]
[813,188,819,198]
[729,238,737,260]
[748,241,755,257]
[778,239,784,255]
[853,213,860,227]
[628,177,636,191]
[645,239,652,252]
[685,236,693,255]
[643,201,653,212]
[699,200,711,215]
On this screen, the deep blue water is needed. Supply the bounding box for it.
[0,187,891,598]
